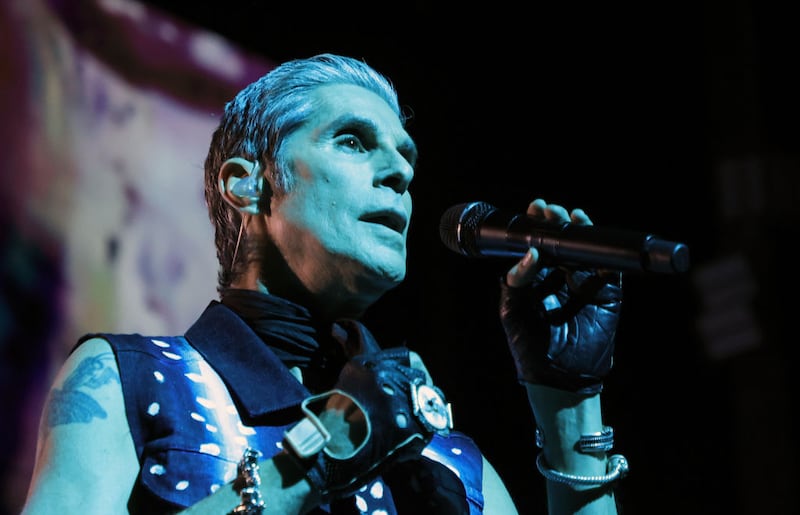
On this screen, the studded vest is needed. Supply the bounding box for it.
[80,301,485,514]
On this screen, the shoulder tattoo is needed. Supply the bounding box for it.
[44,352,120,429]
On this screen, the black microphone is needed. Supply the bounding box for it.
[439,201,690,274]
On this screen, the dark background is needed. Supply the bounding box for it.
[138,1,800,513]
[10,0,800,513]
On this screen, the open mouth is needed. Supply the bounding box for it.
[360,210,407,234]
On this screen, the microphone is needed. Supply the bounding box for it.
[439,201,690,274]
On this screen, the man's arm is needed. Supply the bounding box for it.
[22,337,141,514]
[21,337,318,515]
[180,452,318,514]
[482,455,519,514]
[526,385,618,514]
[497,200,625,515]
[480,390,617,515]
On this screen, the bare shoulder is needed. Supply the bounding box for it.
[22,337,138,515]
[44,337,122,427]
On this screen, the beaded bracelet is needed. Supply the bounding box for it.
[536,452,629,490]
[231,447,265,514]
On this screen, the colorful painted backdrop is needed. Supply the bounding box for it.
[0,1,272,511]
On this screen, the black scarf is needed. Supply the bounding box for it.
[220,288,369,393]
[220,289,468,515]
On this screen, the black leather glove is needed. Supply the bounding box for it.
[499,267,622,395]
[283,347,452,503]
[382,456,469,515]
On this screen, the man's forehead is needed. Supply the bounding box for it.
[309,84,415,146]
[311,84,396,117]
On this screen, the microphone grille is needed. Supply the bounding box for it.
[439,201,496,256]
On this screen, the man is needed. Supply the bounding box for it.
[22,53,624,514]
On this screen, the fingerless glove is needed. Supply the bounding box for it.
[283,347,452,503]
[499,268,622,395]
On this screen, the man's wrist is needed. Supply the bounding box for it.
[524,383,608,471]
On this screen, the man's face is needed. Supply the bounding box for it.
[265,84,417,313]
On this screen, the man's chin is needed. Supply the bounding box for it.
[360,262,406,294]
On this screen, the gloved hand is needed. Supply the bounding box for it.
[499,267,621,395]
[382,455,469,515]
[282,347,452,503]
[498,199,622,396]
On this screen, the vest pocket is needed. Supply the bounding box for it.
[140,449,237,507]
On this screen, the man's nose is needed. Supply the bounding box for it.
[374,150,414,194]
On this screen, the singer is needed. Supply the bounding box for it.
[22,54,625,514]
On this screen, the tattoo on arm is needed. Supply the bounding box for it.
[44,353,121,429]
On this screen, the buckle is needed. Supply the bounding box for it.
[410,380,453,435]
[283,407,333,459]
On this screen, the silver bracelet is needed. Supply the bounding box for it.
[536,452,629,490]
[577,426,614,453]
[535,426,615,454]
[231,447,265,514]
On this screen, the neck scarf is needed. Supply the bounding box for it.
[220,288,370,392]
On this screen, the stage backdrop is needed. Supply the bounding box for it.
[0,1,272,512]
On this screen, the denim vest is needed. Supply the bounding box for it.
[83,301,484,514]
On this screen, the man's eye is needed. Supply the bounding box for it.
[337,134,366,152]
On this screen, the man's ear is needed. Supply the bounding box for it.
[218,157,263,214]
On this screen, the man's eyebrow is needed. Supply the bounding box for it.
[334,114,418,163]
[332,113,375,132]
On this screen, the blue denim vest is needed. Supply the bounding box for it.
[83,302,485,514]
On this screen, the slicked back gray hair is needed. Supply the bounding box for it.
[203,53,405,293]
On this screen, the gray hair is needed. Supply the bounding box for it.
[203,53,405,292]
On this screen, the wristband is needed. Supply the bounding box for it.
[535,425,615,454]
[577,426,614,453]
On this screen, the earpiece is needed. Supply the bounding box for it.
[230,175,260,199]
[221,157,262,200]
